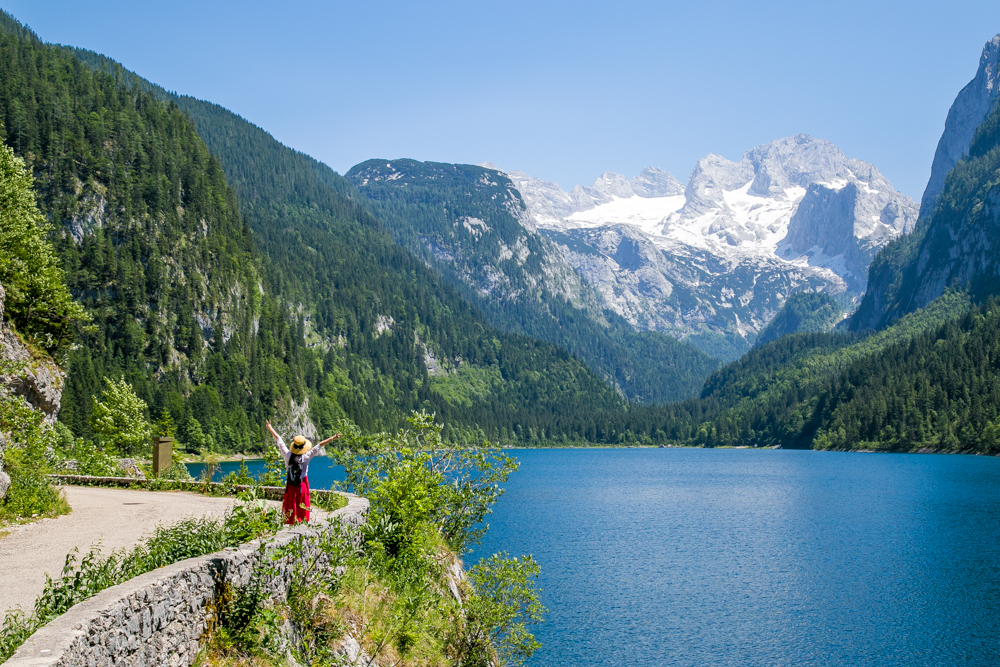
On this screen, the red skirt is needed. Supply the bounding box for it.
[282,476,310,524]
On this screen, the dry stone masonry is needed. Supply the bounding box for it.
[2,493,368,667]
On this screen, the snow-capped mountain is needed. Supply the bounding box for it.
[498,135,917,357]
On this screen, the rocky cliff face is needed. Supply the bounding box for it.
[920,35,1000,217]
[851,36,1000,332]
[504,135,916,358]
[0,280,65,499]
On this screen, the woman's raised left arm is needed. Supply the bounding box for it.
[316,433,341,447]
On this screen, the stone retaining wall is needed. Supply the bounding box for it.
[2,493,368,667]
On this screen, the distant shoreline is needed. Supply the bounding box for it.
[182,444,998,461]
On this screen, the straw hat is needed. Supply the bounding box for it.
[290,435,312,455]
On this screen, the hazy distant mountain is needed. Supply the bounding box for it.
[920,35,1000,217]
[503,135,917,358]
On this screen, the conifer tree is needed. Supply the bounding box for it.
[0,142,87,353]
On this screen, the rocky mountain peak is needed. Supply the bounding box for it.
[631,167,684,198]
[499,135,916,357]
[744,134,851,196]
[920,34,1000,216]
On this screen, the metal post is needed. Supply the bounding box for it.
[152,437,173,477]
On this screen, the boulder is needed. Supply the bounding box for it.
[0,281,65,425]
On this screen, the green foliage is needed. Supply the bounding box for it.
[347,158,721,404]
[0,385,68,521]
[430,364,505,408]
[755,291,841,347]
[810,296,1000,452]
[63,438,120,477]
[617,291,984,450]
[89,377,151,456]
[222,487,284,544]
[454,553,545,667]
[338,411,518,554]
[207,543,287,661]
[153,410,175,438]
[0,439,67,522]
[0,142,87,353]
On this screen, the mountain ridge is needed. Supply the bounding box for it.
[501,134,916,359]
[346,158,721,404]
[0,10,645,449]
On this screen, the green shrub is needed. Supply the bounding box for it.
[336,411,519,554]
[453,553,545,667]
[0,391,68,522]
[65,439,120,477]
[0,444,67,520]
[90,377,151,456]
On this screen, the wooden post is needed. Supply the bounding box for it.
[152,437,173,478]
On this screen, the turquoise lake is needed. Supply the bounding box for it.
[191,448,1000,665]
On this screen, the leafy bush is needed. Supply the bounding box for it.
[90,377,151,456]
[0,390,68,522]
[451,553,545,667]
[337,411,518,554]
[62,438,120,477]
[0,444,67,520]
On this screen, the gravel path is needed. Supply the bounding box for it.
[0,486,241,615]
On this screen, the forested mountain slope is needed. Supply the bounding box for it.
[851,95,1000,331]
[614,292,985,451]
[346,159,720,404]
[754,292,841,348]
[0,11,631,448]
[0,17,267,449]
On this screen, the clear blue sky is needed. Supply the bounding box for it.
[6,1,1000,200]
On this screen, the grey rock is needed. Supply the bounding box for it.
[921,35,1000,217]
[678,153,753,219]
[631,166,684,198]
[0,467,9,500]
[745,134,852,195]
[503,170,579,222]
[0,280,65,425]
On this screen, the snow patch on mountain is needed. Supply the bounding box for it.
[495,134,917,356]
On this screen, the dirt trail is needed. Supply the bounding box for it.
[0,486,239,615]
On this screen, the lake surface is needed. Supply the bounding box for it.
[192,448,1000,666]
